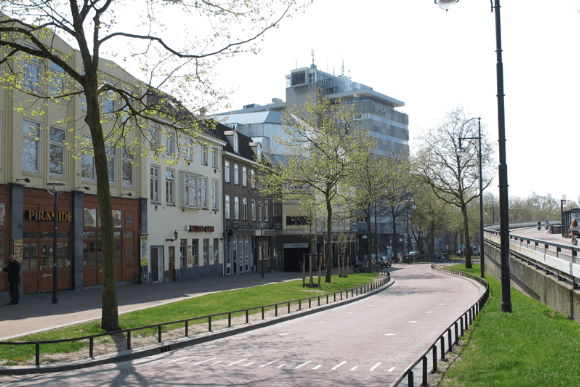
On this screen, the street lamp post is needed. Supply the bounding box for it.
[47,182,65,304]
[435,0,511,312]
[457,117,485,279]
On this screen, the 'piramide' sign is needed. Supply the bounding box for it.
[25,210,72,222]
[188,225,215,232]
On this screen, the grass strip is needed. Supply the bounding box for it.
[440,264,580,387]
[1,273,378,365]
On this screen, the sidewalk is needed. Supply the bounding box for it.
[0,270,327,341]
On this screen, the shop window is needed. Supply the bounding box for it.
[166,169,175,205]
[23,231,37,239]
[225,195,230,219]
[122,147,133,186]
[150,166,160,203]
[203,239,209,266]
[180,239,187,268]
[83,240,96,265]
[22,243,38,271]
[23,120,40,173]
[81,135,95,180]
[191,239,199,266]
[115,239,121,264]
[224,160,230,183]
[50,127,66,176]
[57,242,71,268]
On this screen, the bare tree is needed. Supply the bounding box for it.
[0,0,297,331]
[414,107,494,269]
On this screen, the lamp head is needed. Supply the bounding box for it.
[435,0,458,12]
[456,146,467,157]
[174,230,178,240]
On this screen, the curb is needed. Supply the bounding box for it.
[0,277,395,375]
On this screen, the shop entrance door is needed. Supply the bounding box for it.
[168,246,175,281]
[39,243,55,292]
[232,237,238,275]
[151,247,163,282]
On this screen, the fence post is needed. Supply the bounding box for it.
[288,302,290,314]
[299,300,301,311]
[208,316,212,332]
[432,345,437,373]
[185,320,189,337]
[309,298,312,308]
[246,309,249,324]
[441,336,446,360]
[158,325,162,343]
[275,304,278,317]
[407,370,414,387]
[262,307,265,320]
[90,336,94,358]
[228,313,232,328]
[454,322,459,345]
[36,342,40,365]
[127,330,132,350]
[422,356,428,386]
[318,296,321,306]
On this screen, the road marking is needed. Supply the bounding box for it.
[277,364,287,368]
[243,362,255,367]
[319,321,326,323]
[388,367,396,372]
[193,357,217,365]
[384,333,396,336]
[177,359,193,365]
[165,357,188,364]
[369,362,382,371]
[347,312,354,314]
[227,359,247,366]
[350,366,358,371]
[260,359,279,367]
[209,361,222,365]
[295,361,312,369]
[409,321,417,323]
[279,333,289,336]
[332,361,347,370]
[313,365,322,370]
[426,311,432,313]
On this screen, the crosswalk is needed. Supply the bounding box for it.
[135,354,397,374]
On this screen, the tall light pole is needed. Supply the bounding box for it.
[457,117,485,279]
[435,0,511,312]
[47,182,65,304]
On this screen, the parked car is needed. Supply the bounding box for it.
[379,256,392,268]
[433,252,443,260]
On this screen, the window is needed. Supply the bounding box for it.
[148,125,160,151]
[191,239,199,266]
[265,203,269,222]
[225,195,230,219]
[185,138,194,161]
[23,53,40,92]
[50,61,65,97]
[242,166,247,187]
[213,239,219,265]
[103,79,115,115]
[150,166,160,203]
[234,164,239,185]
[258,172,262,189]
[203,239,209,266]
[183,173,197,208]
[242,198,248,220]
[105,144,115,183]
[259,205,263,222]
[234,197,239,220]
[251,199,256,221]
[49,127,65,176]
[211,148,217,167]
[122,147,133,186]
[166,170,175,205]
[23,120,40,173]
[233,134,239,153]
[201,145,207,165]
[224,160,230,183]
[200,178,207,209]
[180,239,187,268]
[250,170,255,189]
[211,180,218,210]
[166,133,174,156]
[81,135,94,180]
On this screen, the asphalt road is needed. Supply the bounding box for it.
[8,264,484,387]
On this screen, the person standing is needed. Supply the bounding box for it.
[3,254,20,305]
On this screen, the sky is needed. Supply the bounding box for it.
[208,0,580,202]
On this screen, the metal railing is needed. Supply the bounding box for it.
[0,275,390,367]
[394,266,489,387]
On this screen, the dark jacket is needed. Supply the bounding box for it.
[2,260,20,283]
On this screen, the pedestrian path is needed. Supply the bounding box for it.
[0,270,316,340]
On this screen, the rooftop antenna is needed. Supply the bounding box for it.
[311,49,315,66]
[295,60,297,69]
[341,60,344,76]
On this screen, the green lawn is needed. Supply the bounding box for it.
[441,265,580,386]
[0,273,379,365]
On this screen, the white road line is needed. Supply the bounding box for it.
[313,365,322,370]
[409,321,417,323]
[177,359,192,365]
[350,366,358,371]
[193,357,217,365]
[279,333,289,336]
[369,362,382,371]
[319,322,326,323]
[227,359,248,366]
[243,362,255,367]
[209,361,222,365]
[347,312,354,314]
[388,367,396,372]
[384,333,396,336]
[295,361,312,369]
[331,361,347,370]
[165,357,189,364]
[260,359,279,367]
[277,364,287,368]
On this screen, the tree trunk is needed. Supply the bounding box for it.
[325,197,333,283]
[461,204,472,269]
[85,87,120,332]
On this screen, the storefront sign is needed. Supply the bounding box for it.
[263,230,277,236]
[140,235,148,266]
[188,225,215,232]
[13,239,23,263]
[25,210,72,222]
[284,243,308,248]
